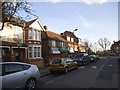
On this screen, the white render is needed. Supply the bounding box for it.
[29,19,45,31]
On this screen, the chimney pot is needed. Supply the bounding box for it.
[44,26,48,30]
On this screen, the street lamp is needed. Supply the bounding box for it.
[73,29,78,34]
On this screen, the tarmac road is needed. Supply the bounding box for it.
[36,57,120,89]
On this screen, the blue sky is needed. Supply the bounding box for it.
[26,1,118,50]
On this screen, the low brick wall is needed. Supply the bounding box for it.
[22,58,44,67]
[26,60,44,67]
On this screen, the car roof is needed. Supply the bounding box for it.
[0,62,33,66]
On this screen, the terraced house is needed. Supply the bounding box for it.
[60,31,85,58]
[42,26,69,64]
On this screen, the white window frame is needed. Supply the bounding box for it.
[67,36,70,41]
[38,47,41,57]
[52,40,56,47]
[34,47,37,58]
[34,30,37,40]
[28,46,42,59]
[71,38,74,42]
[28,47,32,59]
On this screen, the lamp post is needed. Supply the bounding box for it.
[73,29,78,34]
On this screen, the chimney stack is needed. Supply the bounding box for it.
[44,26,48,31]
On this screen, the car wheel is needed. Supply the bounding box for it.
[25,78,36,90]
[75,64,78,69]
[64,67,68,74]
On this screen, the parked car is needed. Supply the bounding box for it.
[88,55,98,63]
[0,62,40,90]
[88,55,96,63]
[96,55,100,60]
[49,58,78,74]
[72,53,90,66]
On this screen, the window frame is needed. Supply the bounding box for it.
[28,29,32,40]
[28,47,32,59]
[2,64,26,76]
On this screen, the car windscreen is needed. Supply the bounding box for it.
[51,59,61,64]
[74,54,84,58]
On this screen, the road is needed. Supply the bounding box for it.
[36,57,120,89]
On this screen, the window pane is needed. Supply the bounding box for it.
[5,64,24,75]
[34,47,37,57]
[38,47,40,57]
[28,30,32,39]
[28,47,32,58]
[34,30,37,40]
[37,31,40,41]
[52,40,56,47]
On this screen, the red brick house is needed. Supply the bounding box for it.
[42,26,68,64]
[60,31,84,57]
[23,18,45,66]
[0,18,45,67]
[0,18,27,62]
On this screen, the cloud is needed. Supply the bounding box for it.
[81,0,107,4]
[28,0,119,3]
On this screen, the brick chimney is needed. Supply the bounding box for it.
[44,26,48,31]
[60,33,64,35]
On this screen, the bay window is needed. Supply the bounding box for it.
[28,47,32,58]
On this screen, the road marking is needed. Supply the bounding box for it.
[79,66,85,68]
[109,64,112,67]
[92,66,97,69]
[45,80,53,85]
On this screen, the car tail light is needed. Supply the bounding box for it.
[59,64,64,67]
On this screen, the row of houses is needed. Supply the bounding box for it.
[0,17,85,67]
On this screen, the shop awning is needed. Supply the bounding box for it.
[59,47,68,52]
[51,48,60,54]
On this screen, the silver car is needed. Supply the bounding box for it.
[0,62,40,90]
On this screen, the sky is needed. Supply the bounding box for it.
[24,0,118,50]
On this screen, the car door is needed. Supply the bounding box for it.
[69,58,76,69]
[2,64,29,89]
[65,58,72,70]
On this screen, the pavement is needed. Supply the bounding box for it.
[38,66,50,78]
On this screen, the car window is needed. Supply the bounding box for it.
[4,64,25,75]
[68,59,73,62]
[74,54,84,58]
[51,59,61,64]
[64,58,68,62]
[24,65,31,70]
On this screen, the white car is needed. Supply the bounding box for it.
[0,62,40,90]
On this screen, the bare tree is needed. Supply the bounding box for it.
[98,37,111,54]
[82,39,93,54]
[1,0,37,30]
